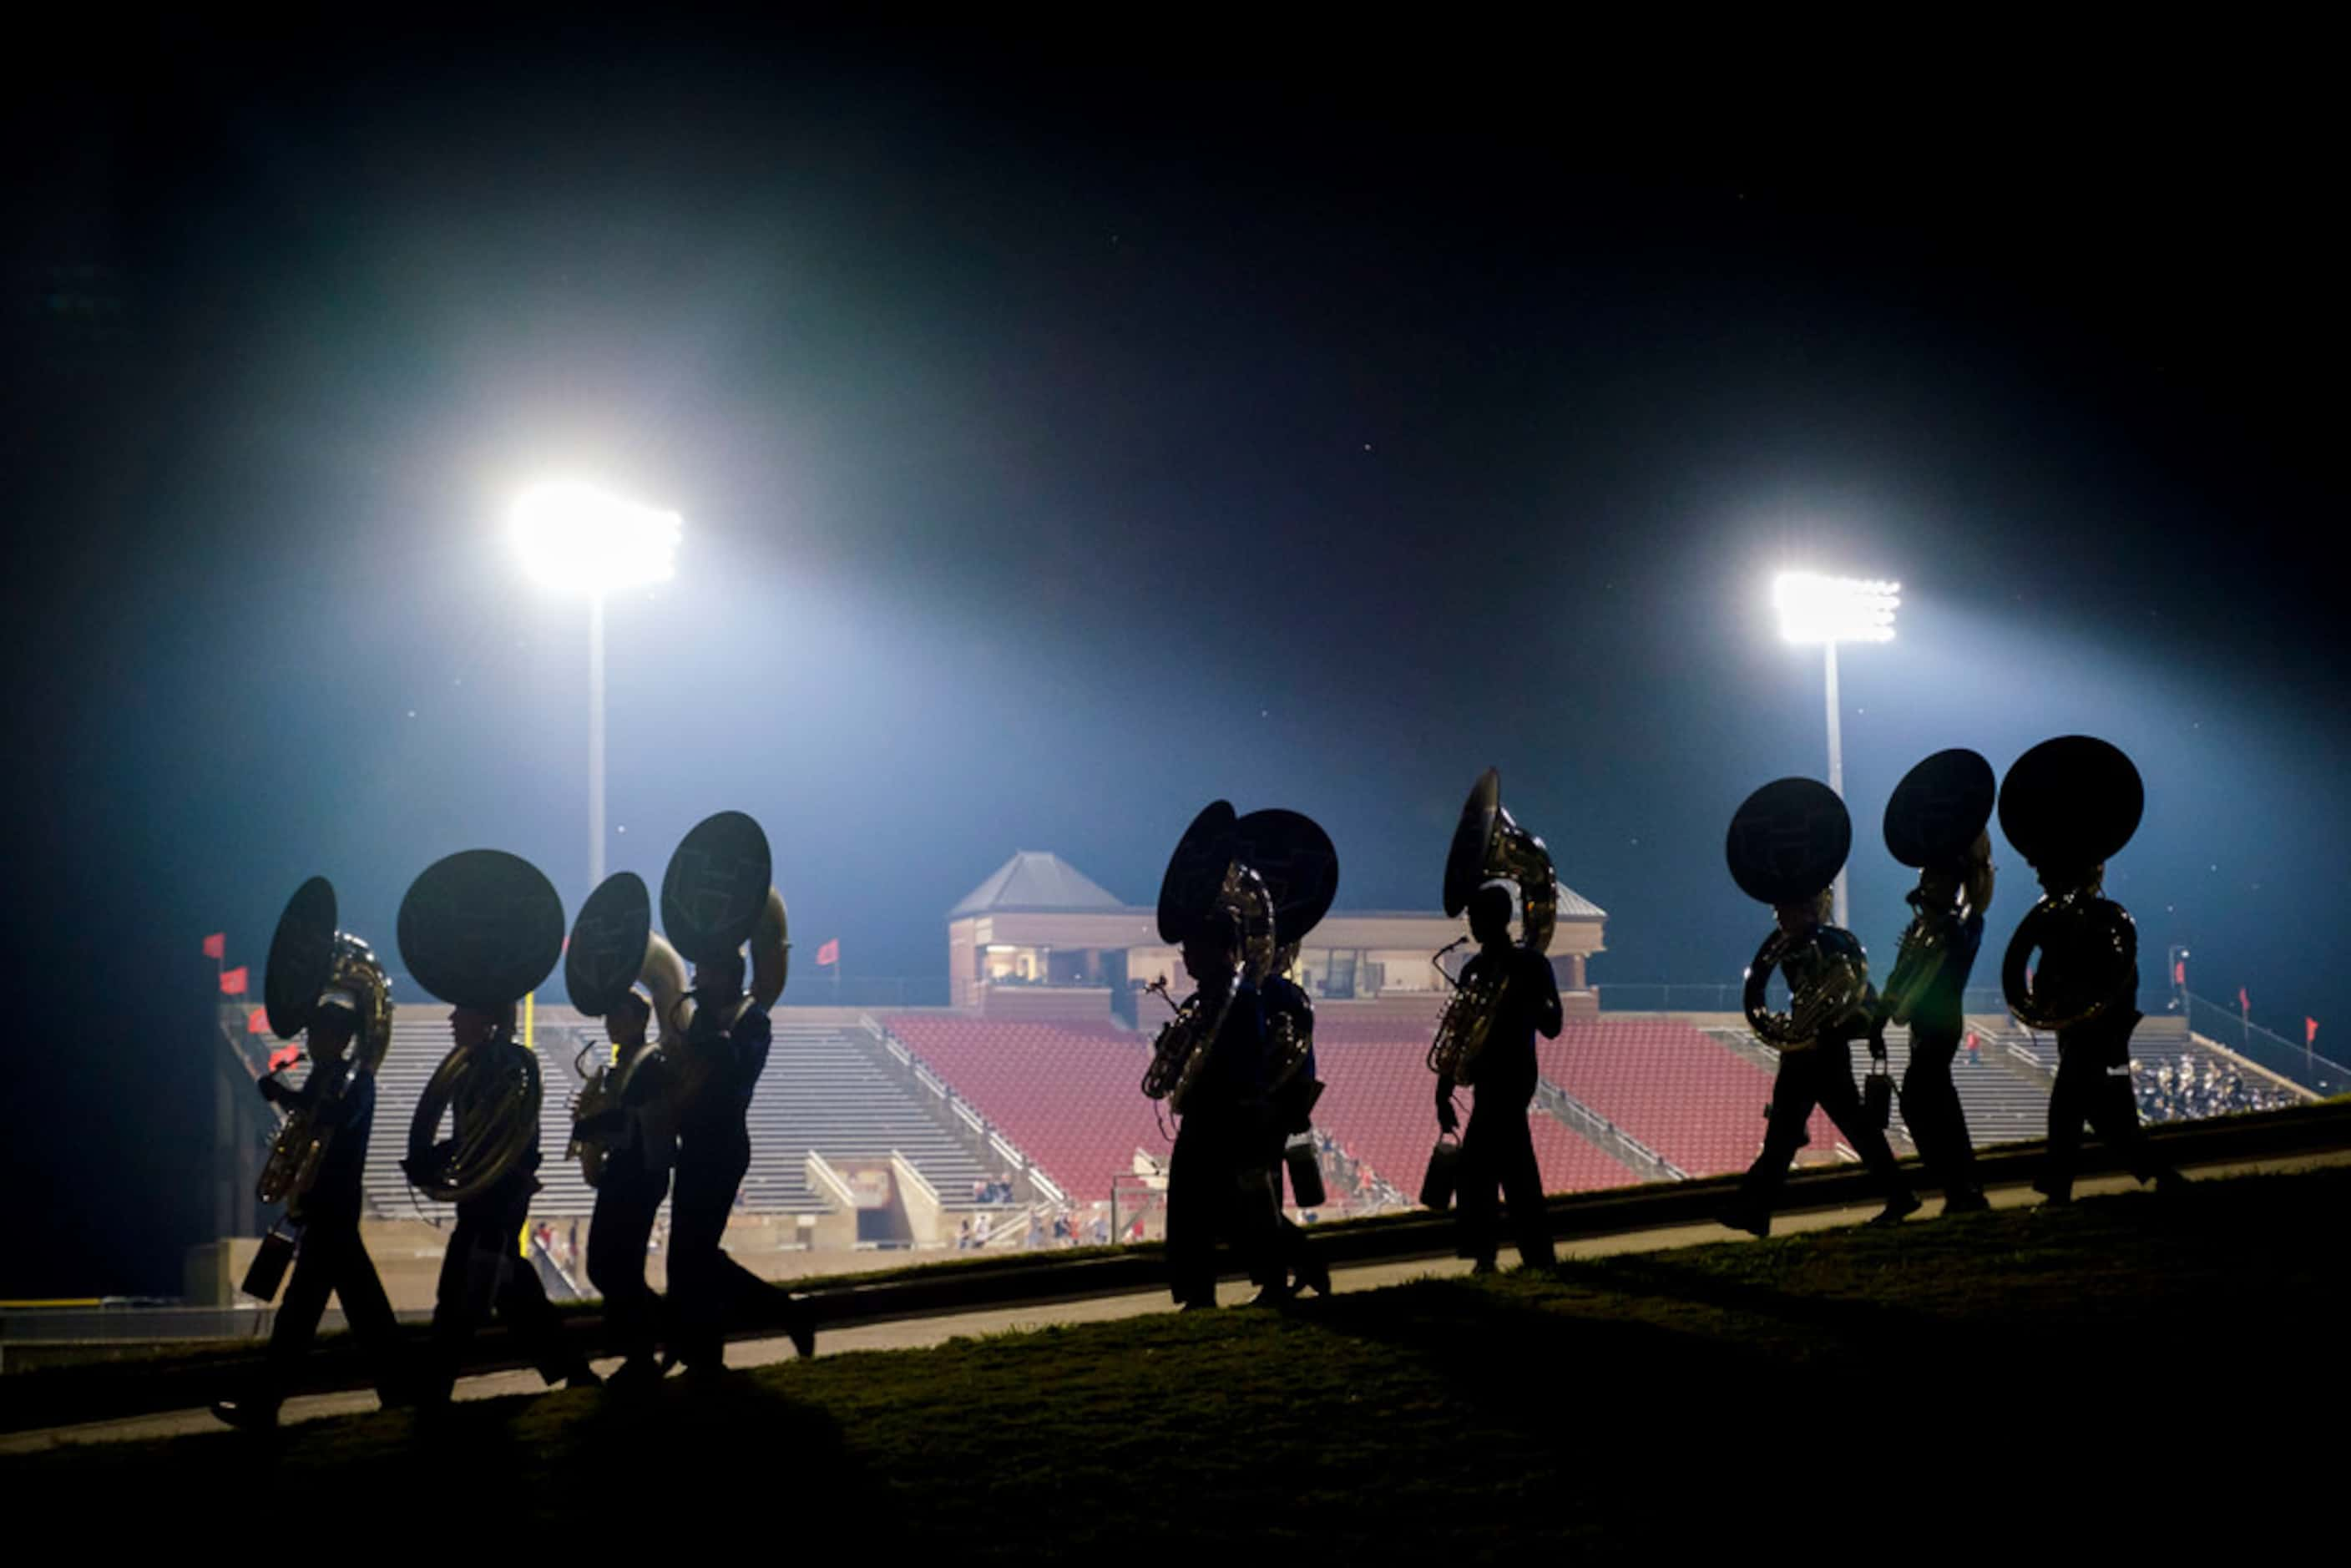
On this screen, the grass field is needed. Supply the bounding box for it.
[13,1166,2341,1557]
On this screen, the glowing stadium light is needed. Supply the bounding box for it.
[1769,569,1902,930]
[510,480,681,596]
[508,480,681,893]
[1773,572,1900,645]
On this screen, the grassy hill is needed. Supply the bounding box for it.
[14,1166,2341,1557]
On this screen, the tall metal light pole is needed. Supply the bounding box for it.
[511,480,681,894]
[1772,572,1899,930]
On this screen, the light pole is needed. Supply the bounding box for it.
[510,480,681,892]
[1772,571,1899,930]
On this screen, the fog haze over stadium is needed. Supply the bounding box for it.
[5,20,2342,1294]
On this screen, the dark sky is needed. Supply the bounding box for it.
[6,20,2343,1292]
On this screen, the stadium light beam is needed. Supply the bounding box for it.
[1771,572,1901,930]
[510,480,683,891]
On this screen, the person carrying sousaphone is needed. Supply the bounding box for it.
[214,878,410,1429]
[660,810,813,1375]
[1719,778,1919,1238]
[565,870,689,1392]
[1999,736,2186,1205]
[1233,807,1339,1299]
[1428,769,1564,1274]
[1146,802,1285,1310]
[1878,749,2000,1215]
[399,849,599,1404]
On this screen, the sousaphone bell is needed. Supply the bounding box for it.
[1998,736,2144,1032]
[1728,777,1869,1048]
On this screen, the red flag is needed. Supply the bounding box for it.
[816,938,840,968]
[220,966,250,996]
[202,932,226,961]
[2172,960,2186,988]
[2238,986,2250,1014]
[246,1006,269,1034]
[268,1043,301,1072]
[2308,1018,2319,1047]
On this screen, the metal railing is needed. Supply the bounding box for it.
[2181,991,2351,1096]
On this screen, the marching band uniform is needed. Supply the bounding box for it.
[1891,894,1989,1211]
[2034,890,2182,1204]
[1724,923,1919,1237]
[1165,974,1283,1309]
[213,1009,404,1428]
[1436,939,1562,1272]
[1263,971,1332,1297]
[423,1014,595,1404]
[579,1037,676,1387]
[666,999,812,1371]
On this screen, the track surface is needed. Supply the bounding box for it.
[8,1145,2341,1456]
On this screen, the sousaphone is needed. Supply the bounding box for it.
[564,871,689,1185]
[1141,802,1275,1114]
[1233,807,1339,1090]
[399,849,564,1204]
[1728,777,1868,1048]
[255,876,393,1206]
[1427,768,1558,1083]
[1879,748,1997,1025]
[660,811,791,1110]
[1998,736,2144,1032]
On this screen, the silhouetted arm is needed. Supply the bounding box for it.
[1529,951,1563,1039]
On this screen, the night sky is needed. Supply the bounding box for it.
[5,20,2342,1294]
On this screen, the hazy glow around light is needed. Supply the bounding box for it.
[1773,571,1900,644]
[511,480,681,594]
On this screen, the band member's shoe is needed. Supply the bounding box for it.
[1941,1190,1991,1216]
[2152,1169,2191,1195]
[1716,1206,1770,1239]
[209,1398,281,1432]
[786,1301,817,1361]
[2032,1176,2072,1206]
[608,1357,665,1393]
[564,1368,604,1390]
[1867,1191,1923,1228]
[1468,1259,1499,1277]
[1177,1300,1216,1313]
[1297,1256,1333,1297]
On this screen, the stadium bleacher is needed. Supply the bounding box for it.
[1535,1018,1832,1177]
[881,1016,1170,1206]
[1309,1027,1637,1197]
[366,1015,994,1222]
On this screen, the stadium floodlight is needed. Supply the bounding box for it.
[1771,570,1901,928]
[1773,572,1899,644]
[510,479,681,596]
[510,480,683,892]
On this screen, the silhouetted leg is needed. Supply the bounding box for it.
[2084,1067,2177,1185]
[1231,1130,1282,1291]
[427,1203,507,1399]
[253,1222,341,1405]
[2040,1055,2090,1201]
[1901,1030,1979,1199]
[324,1224,407,1399]
[1494,1105,1555,1267]
[1165,1117,1219,1307]
[495,1235,589,1384]
[1815,1044,1913,1201]
[588,1178,665,1365]
[669,1141,744,1368]
[1735,1053,1823,1216]
[1454,1101,1504,1267]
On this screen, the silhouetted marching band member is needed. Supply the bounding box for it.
[1158,910,1285,1308]
[1879,750,2002,1214]
[1722,778,1919,1238]
[213,995,406,1429]
[2023,862,2185,1204]
[667,949,814,1373]
[1722,890,1920,1237]
[1998,737,2186,1206]
[578,991,676,1391]
[1434,883,1563,1272]
[421,1001,599,1404]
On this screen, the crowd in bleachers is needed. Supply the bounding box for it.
[2134,1058,2298,1124]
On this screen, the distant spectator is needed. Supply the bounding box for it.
[957,1217,973,1252]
